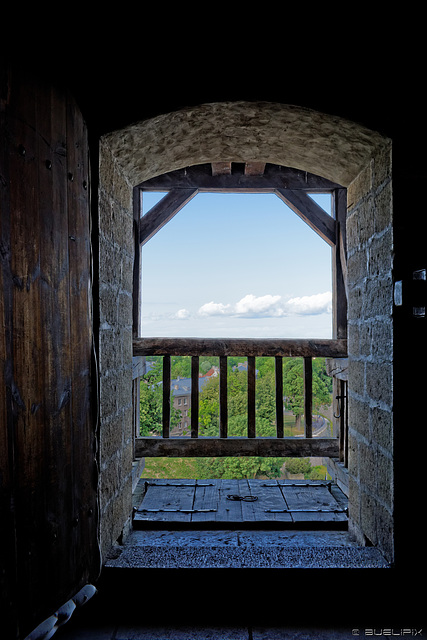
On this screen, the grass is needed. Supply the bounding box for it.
[141,457,200,479]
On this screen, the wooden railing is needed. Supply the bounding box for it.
[133,337,347,459]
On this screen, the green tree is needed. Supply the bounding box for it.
[139,358,181,435]
[198,375,219,430]
[285,457,312,475]
[283,358,304,427]
[256,369,275,425]
[171,356,191,379]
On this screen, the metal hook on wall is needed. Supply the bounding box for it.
[334,391,347,419]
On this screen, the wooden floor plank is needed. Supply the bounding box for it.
[135,479,195,523]
[216,479,244,523]
[133,478,348,528]
[245,479,293,523]
[191,480,219,523]
[279,480,347,523]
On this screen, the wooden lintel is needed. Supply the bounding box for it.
[140,188,198,245]
[244,162,266,176]
[211,162,232,176]
[138,164,343,192]
[135,437,339,458]
[133,337,347,358]
[275,188,336,246]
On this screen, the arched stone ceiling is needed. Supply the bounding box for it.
[101,101,390,188]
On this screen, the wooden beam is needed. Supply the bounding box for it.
[247,356,256,438]
[191,356,199,438]
[139,188,198,245]
[219,356,228,438]
[245,162,266,176]
[162,355,171,438]
[133,337,348,359]
[275,188,336,246]
[134,437,339,458]
[211,162,231,176]
[332,188,348,339]
[304,357,313,438]
[137,164,343,193]
[275,357,284,438]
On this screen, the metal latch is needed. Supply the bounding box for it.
[226,494,258,502]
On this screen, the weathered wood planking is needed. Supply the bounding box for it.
[137,163,343,192]
[0,70,98,637]
[191,356,199,438]
[247,356,256,438]
[137,479,195,523]
[275,188,336,246]
[134,479,347,527]
[275,357,284,438]
[279,480,347,524]
[219,356,228,438]
[139,188,198,246]
[303,357,312,438]
[135,437,339,458]
[134,337,347,358]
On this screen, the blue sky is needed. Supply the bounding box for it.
[141,191,333,338]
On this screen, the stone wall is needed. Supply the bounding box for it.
[98,101,395,564]
[346,142,394,560]
[98,139,134,559]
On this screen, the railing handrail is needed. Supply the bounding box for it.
[133,337,347,358]
[133,336,347,458]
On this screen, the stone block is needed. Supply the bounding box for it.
[365,361,392,407]
[348,359,365,398]
[368,228,393,278]
[363,275,393,319]
[372,141,392,189]
[347,247,368,286]
[348,162,372,205]
[374,182,393,234]
[348,394,370,439]
[370,405,393,454]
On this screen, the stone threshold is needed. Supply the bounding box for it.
[105,529,390,569]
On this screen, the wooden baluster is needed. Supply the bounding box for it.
[247,356,256,438]
[304,356,312,438]
[191,356,199,438]
[219,356,228,438]
[275,356,284,438]
[162,355,171,438]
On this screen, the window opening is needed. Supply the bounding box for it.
[141,191,333,339]
[132,164,348,528]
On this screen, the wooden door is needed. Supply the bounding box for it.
[0,66,99,638]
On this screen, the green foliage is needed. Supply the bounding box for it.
[196,370,283,479]
[308,465,331,480]
[139,358,180,436]
[283,358,304,418]
[285,457,312,475]
[139,355,333,479]
[283,357,332,418]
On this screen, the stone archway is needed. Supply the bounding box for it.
[103,101,388,187]
[98,101,394,562]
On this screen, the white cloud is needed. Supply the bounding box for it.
[285,291,332,316]
[198,301,232,316]
[233,294,282,317]
[197,292,332,319]
[173,308,191,319]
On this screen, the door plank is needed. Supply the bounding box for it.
[244,479,293,523]
[191,480,220,523]
[279,480,347,523]
[136,479,195,523]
